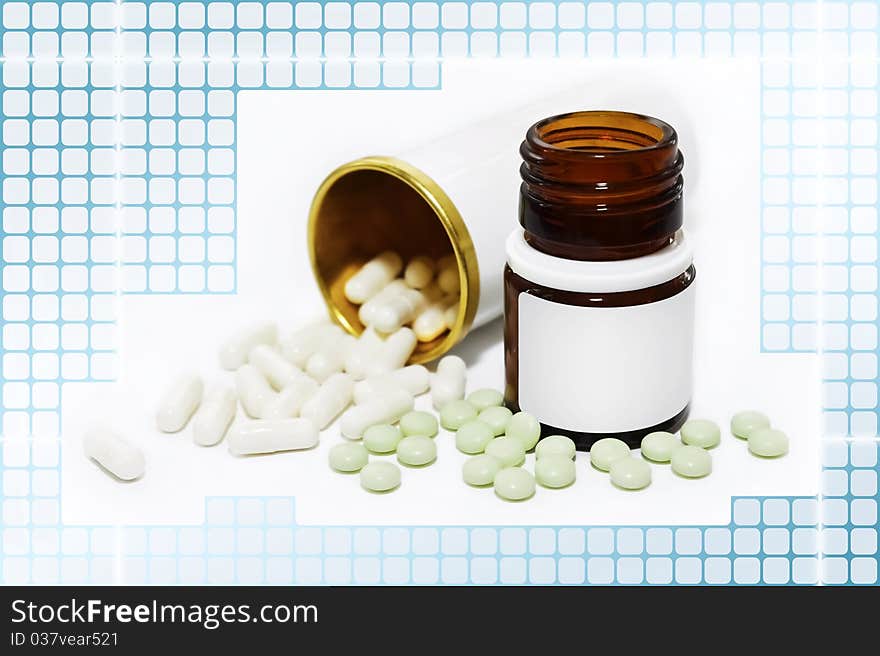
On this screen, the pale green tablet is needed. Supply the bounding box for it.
[462,454,502,487]
[589,438,630,471]
[455,420,495,454]
[360,461,401,492]
[670,445,712,478]
[747,427,789,458]
[466,388,504,411]
[328,442,369,473]
[535,434,576,460]
[478,406,513,436]
[506,412,541,451]
[396,435,437,466]
[535,455,576,489]
[400,410,439,437]
[494,467,536,501]
[640,431,681,463]
[363,424,402,454]
[731,411,770,439]
[440,399,478,431]
[484,437,526,467]
[609,457,651,490]
[681,419,721,449]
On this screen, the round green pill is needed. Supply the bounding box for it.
[731,411,770,439]
[681,419,721,449]
[484,437,526,467]
[400,410,438,437]
[535,434,576,460]
[506,412,541,451]
[494,467,536,501]
[396,435,437,466]
[328,442,369,472]
[640,431,681,463]
[670,445,712,478]
[478,406,513,436]
[462,454,502,487]
[466,388,504,411]
[455,420,495,454]
[535,455,576,489]
[609,457,651,490]
[589,438,630,471]
[747,427,789,458]
[440,399,478,431]
[360,461,401,492]
[363,424,401,454]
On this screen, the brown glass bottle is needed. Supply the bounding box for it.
[504,111,695,451]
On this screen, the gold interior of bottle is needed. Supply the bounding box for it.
[307,156,479,364]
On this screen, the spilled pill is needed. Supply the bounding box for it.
[747,428,789,458]
[307,332,356,383]
[299,372,354,429]
[248,344,308,391]
[440,399,478,431]
[455,420,495,454]
[261,377,319,419]
[670,445,712,478]
[463,454,502,486]
[506,412,540,451]
[466,388,504,411]
[345,251,403,304]
[485,437,526,468]
[328,442,369,473]
[227,418,319,456]
[353,365,429,404]
[363,424,402,454]
[365,327,417,377]
[360,461,401,492]
[494,467,535,501]
[731,411,771,439]
[640,431,681,463]
[589,438,630,471]
[609,458,652,490]
[219,322,277,370]
[281,320,337,368]
[681,419,721,449]
[340,389,414,440]
[156,374,203,433]
[432,355,466,409]
[535,455,576,489]
[478,406,513,436]
[235,364,275,419]
[535,435,576,461]
[192,386,237,446]
[397,435,437,467]
[344,327,384,380]
[83,428,145,481]
[400,410,438,437]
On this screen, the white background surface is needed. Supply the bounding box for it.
[62,59,820,528]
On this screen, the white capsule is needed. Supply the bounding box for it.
[227,418,319,456]
[438,263,460,294]
[192,387,237,446]
[344,251,403,304]
[358,279,408,328]
[372,287,426,334]
[218,322,277,370]
[344,327,384,380]
[300,372,354,429]
[83,428,145,481]
[236,364,275,418]
[306,333,356,382]
[365,327,417,377]
[280,320,338,367]
[249,344,312,391]
[404,256,435,289]
[422,281,444,303]
[261,376,319,419]
[413,302,448,342]
[340,389,415,440]
[156,374,203,433]
[432,355,467,409]
[353,365,430,404]
[444,300,460,330]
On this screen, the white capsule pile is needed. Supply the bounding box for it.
[345,251,461,343]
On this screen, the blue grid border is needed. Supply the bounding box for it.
[1,1,877,585]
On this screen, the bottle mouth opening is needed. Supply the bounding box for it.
[530,110,677,157]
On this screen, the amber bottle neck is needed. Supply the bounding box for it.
[519,111,685,261]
